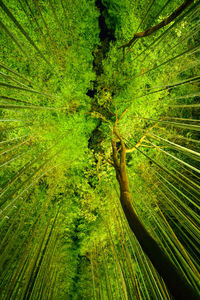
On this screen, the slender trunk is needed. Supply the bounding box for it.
[101,246,114,300]
[106,225,128,300]
[6,207,46,300]
[114,209,142,300]
[91,251,97,300]
[23,209,59,300]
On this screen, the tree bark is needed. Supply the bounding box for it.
[120,0,194,49]
[111,136,199,300]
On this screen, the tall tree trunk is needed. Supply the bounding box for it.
[111,136,199,300]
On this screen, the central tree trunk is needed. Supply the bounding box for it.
[112,137,199,300]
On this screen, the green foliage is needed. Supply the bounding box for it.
[0,0,200,299]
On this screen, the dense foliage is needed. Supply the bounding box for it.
[0,0,199,299]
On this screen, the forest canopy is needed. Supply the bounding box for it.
[0,0,200,299]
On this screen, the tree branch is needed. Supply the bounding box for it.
[126,119,162,153]
[89,111,112,127]
[119,0,194,50]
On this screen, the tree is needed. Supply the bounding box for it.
[111,114,199,299]
[0,0,200,299]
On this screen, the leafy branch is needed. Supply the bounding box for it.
[119,0,194,56]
